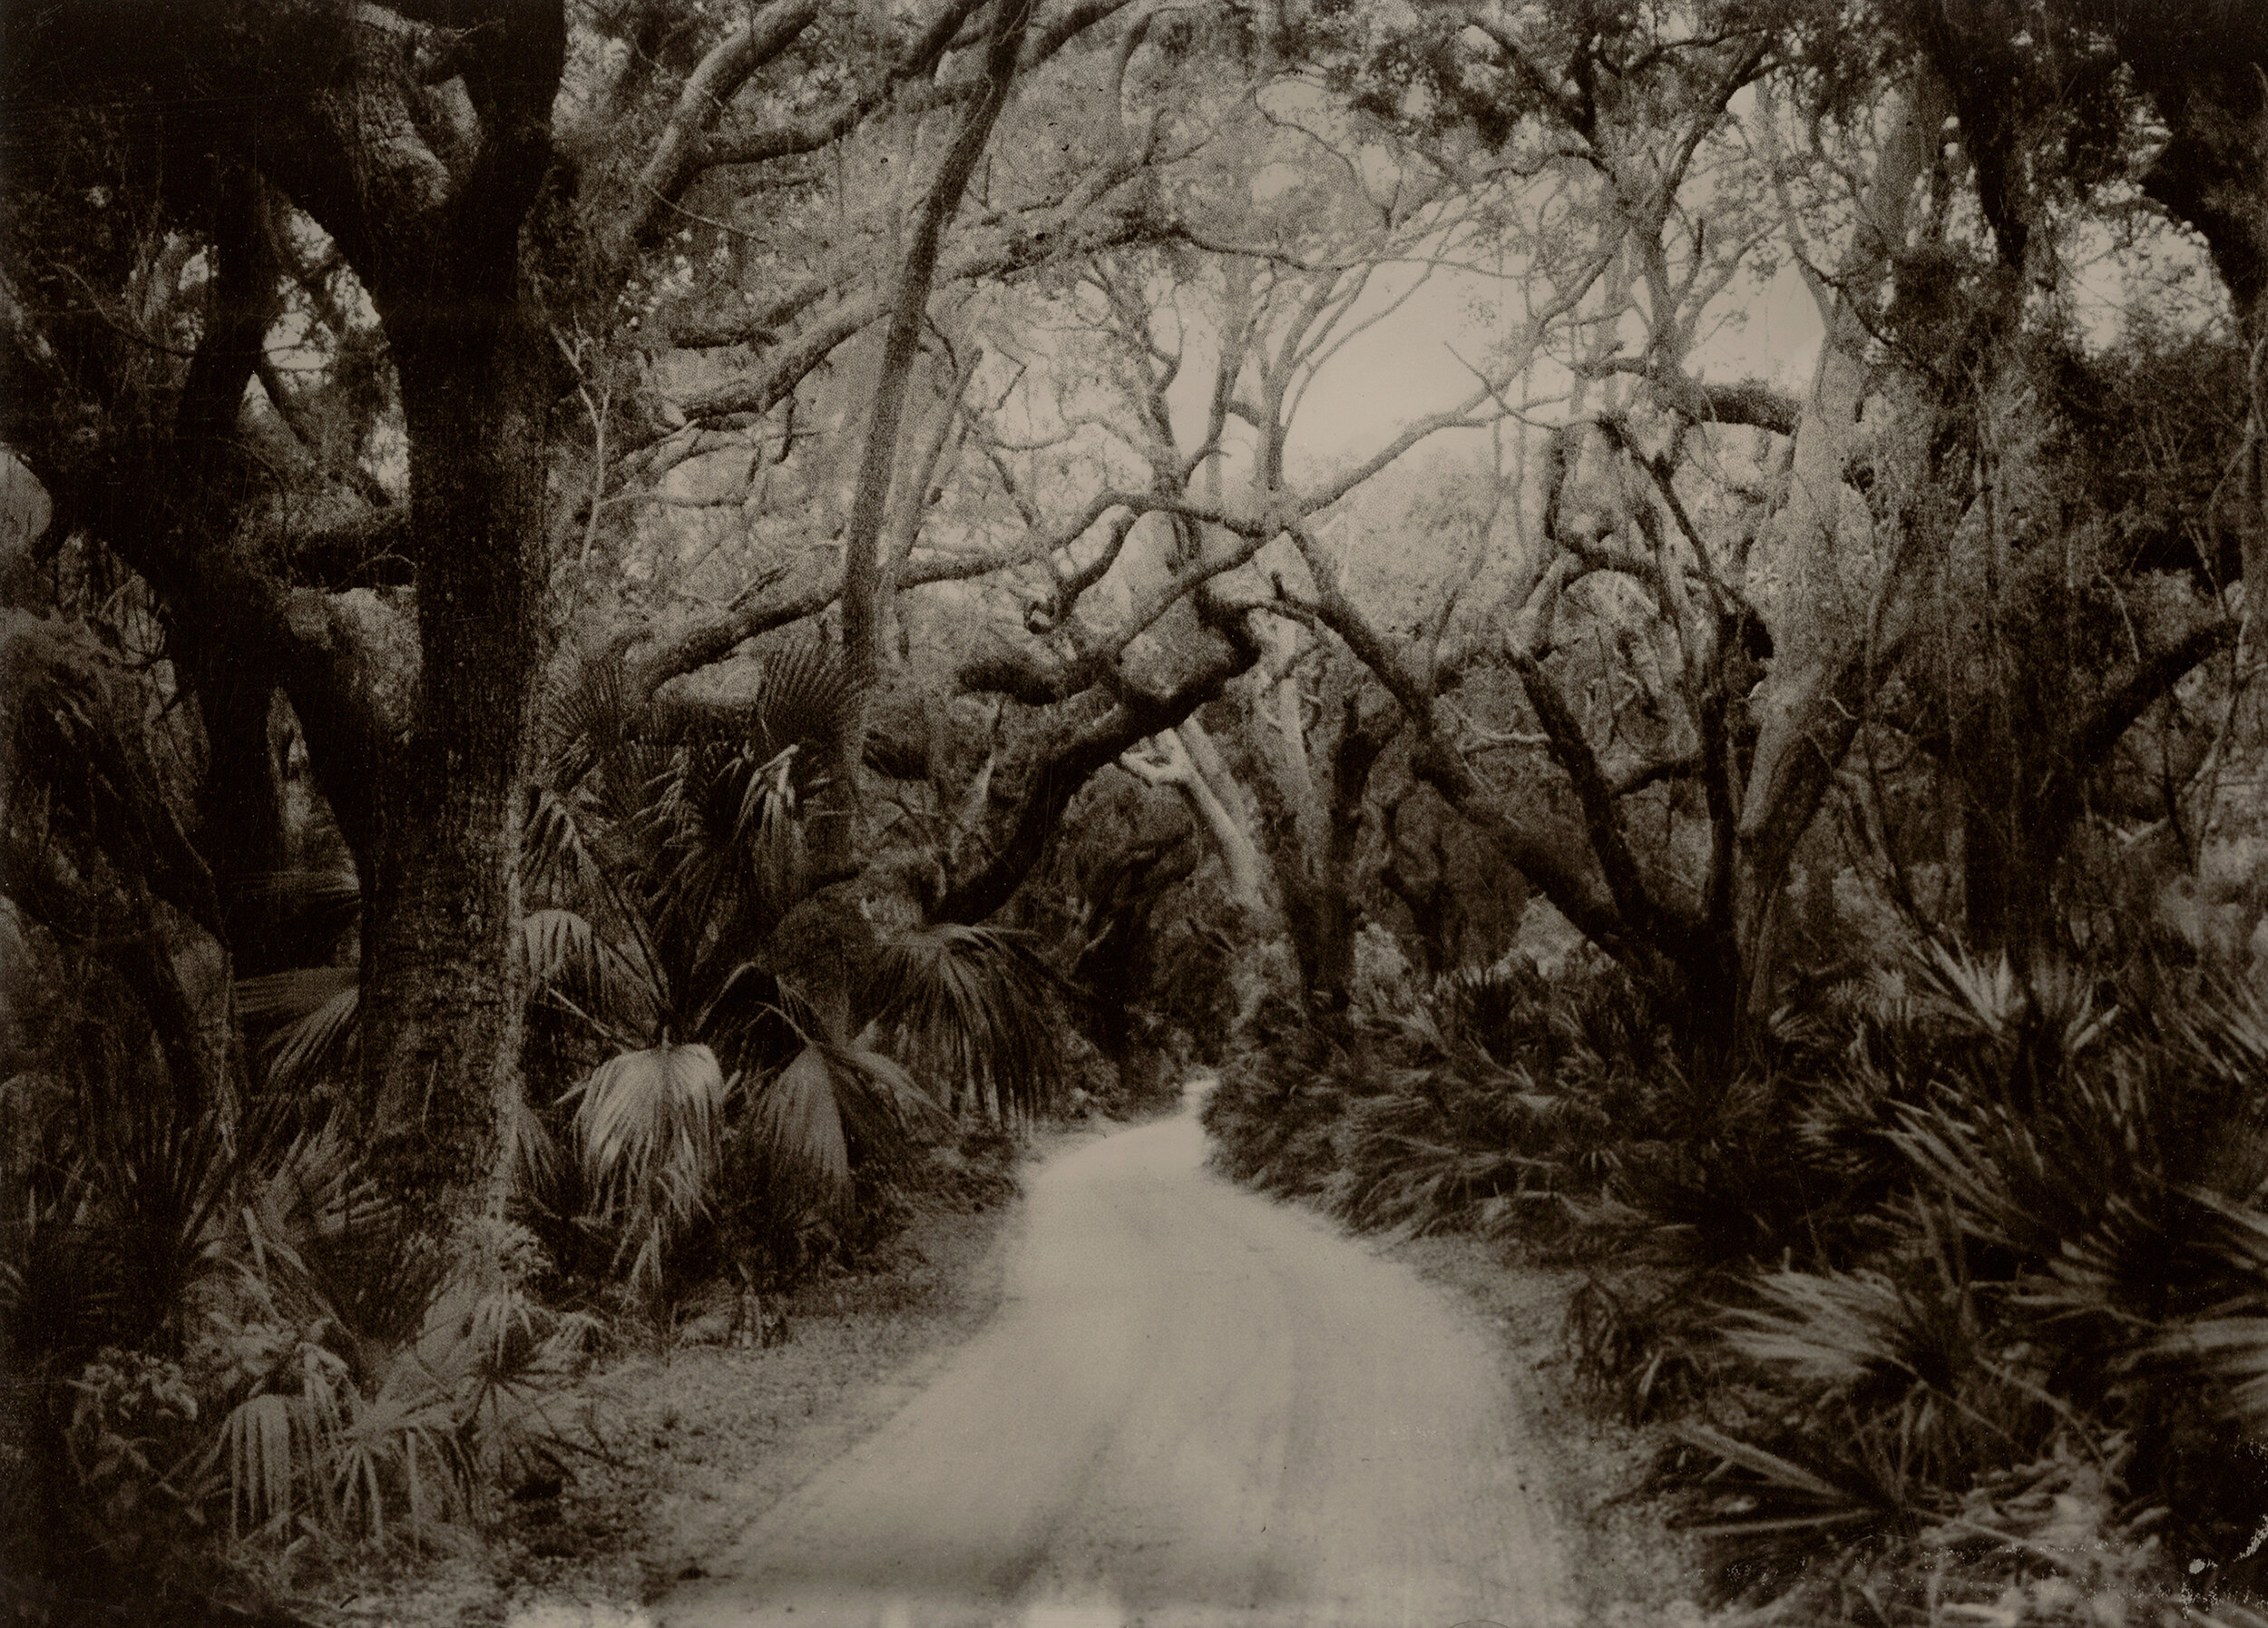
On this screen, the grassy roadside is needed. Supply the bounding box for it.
[303,1118,1114,1628]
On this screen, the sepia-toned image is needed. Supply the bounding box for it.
[3,1,2265,1623]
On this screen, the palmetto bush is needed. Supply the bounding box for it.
[0,1036,595,1587]
[1662,946,2268,1616]
[512,641,953,1302]
[1204,953,1658,1243]
[2,635,1078,1595]
[203,1210,596,1551]
[865,923,1068,1123]
[251,642,1065,1309]
[1209,929,2268,1614]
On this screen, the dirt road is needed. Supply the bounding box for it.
[660,1084,1573,1628]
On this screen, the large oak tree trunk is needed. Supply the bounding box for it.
[356,315,552,1206]
[245,1,569,1214]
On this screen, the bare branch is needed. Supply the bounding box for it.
[600,0,823,269]
[935,605,1262,923]
[690,0,1135,176]
[670,161,1154,423]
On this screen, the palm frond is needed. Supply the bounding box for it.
[643,740,807,973]
[76,1070,251,1348]
[865,924,1067,1121]
[222,1390,305,1540]
[331,1363,474,1543]
[523,907,661,1044]
[1675,1420,1863,1508]
[749,1042,851,1202]
[240,1123,427,1356]
[236,966,357,1028]
[1671,1405,1951,1603]
[744,638,855,768]
[567,1043,732,1218]
[564,1042,733,1294]
[1913,942,2023,1039]
[523,784,608,901]
[497,1084,562,1208]
[253,975,361,1094]
[540,646,639,792]
[746,1034,947,1204]
[1722,1239,1992,1404]
[823,1035,947,1175]
[218,1343,348,1540]
[2153,1314,2268,1435]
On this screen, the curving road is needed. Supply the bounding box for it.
[660,1081,1573,1628]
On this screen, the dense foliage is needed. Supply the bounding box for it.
[1206,935,2268,1623]
[10,0,2268,1619]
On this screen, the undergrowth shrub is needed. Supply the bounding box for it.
[1204,948,1670,1246]
[1650,949,2268,1623]
[0,1046,602,1619]
[1206,934,2268,1623]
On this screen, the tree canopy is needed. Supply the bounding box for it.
[10,0,2268,1610]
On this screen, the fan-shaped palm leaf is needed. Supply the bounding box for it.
[751,1043,851,1203]
[497,1083,562,1208]
[218,1339,349,1539]
[331,1363,474,1543]
[238,1122,429,1360]
[820,1035,943,1175]
[865,924,1067,1120]
[540,646,639,792]
[523,906,662,1045]
[523,784,607,902]
[744,638,856,769]
[645,740,806,962]
[2154,1314,2268,1434]
[747,1035,944,1208]
[236,965,357,1029]
[242,966,361,1092]
[563,1042,733,1294]
[1722,1239,1993,1404]
[567,1043,731,1217]
[1913,942,2024,1040]
[76,1067,257,1348]
[248,907,670,1103]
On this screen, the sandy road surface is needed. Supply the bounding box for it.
[660,1084,1572,1628]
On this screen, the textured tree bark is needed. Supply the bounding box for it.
[1380,792,1459,975]
[2116,16,2268,841]
[1242,657,1393,1024]
[194,672,291,968]
[1312,698,1393,1018]
[355,314,552,1207]
[819,0,1032,882]
[243,0,570,1214]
